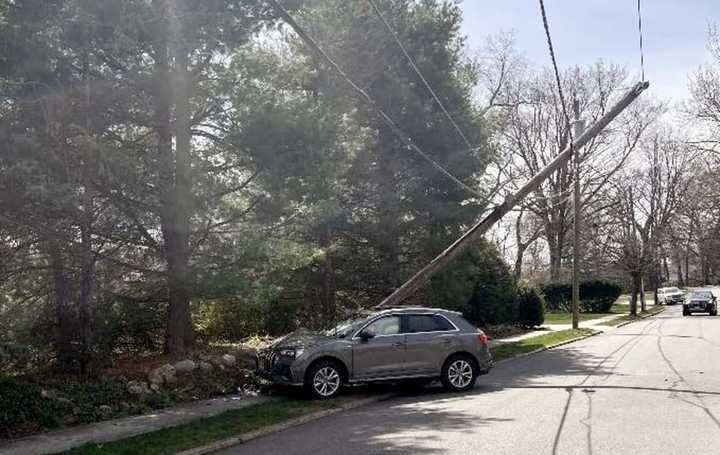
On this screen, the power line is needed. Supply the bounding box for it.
[267,0,484,199]
[637,0,646,81]
[366,0,474,151]
[537,0,573,145]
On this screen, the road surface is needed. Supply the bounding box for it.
[222,306,720,454]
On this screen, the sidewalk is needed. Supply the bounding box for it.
[0,395,271,455]
[487,311,643,347]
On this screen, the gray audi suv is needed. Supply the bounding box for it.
[256,307,493,399]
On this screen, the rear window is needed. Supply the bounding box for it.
[405,314,455,333]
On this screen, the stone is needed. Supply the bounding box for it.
[198,361,213,371]
[40,389,57,399]
[221,354,236,367]
[127,381,150,395]
[148,363,176,387]
[98,405,113,416]
[173,359,197,373]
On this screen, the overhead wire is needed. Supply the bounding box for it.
[366,0,475,151]
[637,0,646,81]
[538,0,573,146]
[267,0,484,199]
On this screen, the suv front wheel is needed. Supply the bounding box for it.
[441,354,478,392]
[305,359,344,399]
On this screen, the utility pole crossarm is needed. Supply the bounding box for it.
[376,81,650,309]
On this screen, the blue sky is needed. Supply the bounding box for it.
[459,0,720,101]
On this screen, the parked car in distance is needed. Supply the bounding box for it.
[255,307,493,399]
[657,287,685,305]
[683,290,717,316]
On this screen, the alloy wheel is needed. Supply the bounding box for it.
[313,366,340,397]
[447,359,473,388]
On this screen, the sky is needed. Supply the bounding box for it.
[459,0,720,102]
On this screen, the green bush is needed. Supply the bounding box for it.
[579,280,622,313]
[0,378,66,438]
[541,280,622,313]
[431,240,518,326]
[516,286,545,328]
[540,283,571,312]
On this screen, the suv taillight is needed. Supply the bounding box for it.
[477,333,488,346]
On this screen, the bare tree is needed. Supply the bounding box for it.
[607,131,694,315]
[499,63,661,281]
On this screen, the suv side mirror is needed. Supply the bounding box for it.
[358,330,375,341]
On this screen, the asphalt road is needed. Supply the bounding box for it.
[222,306,720,455]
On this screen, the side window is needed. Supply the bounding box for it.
[362,316,401,336]
[405,314,455,333]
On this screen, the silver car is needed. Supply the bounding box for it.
[256,307,493,399]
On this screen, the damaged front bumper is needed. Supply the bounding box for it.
[255,350,304,386]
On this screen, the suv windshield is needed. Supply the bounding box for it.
[322,315,371,338]
[688,291,712,300]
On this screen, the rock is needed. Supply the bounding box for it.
[127,381,150,395]
[150,383,160,392]
[148,363,176,387]
[173,359,197,373]
[221,354,236,367]
[198,361,213,371]
[40,389,57,399]
[98,405,113,416]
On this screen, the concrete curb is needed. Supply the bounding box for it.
[494,330,602,366]
[614,307,666,328]
[176,393,395,455]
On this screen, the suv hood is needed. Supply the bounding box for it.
[270,329,333,350]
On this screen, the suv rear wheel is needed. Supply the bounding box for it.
[305,359,344,399]
[441,354,477,392]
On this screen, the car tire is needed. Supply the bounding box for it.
[441,354,478,392]
[304,359,344,400]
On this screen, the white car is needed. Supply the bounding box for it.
[657,287,685,305]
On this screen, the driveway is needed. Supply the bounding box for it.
[220,305,720,454]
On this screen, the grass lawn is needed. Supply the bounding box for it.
[597,305,664,327]
[544,303,629,324]
[58,398,345,455]
[491,328,596,362]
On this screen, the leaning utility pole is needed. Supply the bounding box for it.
[571,99,585,330]
[376,81,650,309]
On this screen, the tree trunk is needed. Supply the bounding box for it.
[639,276,646,312]
[78,210,94,374]
[676,253,684,287]
[154,2,194,357]
[514,249,525,282]
[48,240,75,371]
[548,235,563,282]
[629,272,640,316]
[78,27,94,376]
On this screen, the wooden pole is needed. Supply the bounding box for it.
[571,99,585,330]
[376,81,650,309]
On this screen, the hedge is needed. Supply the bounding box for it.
[515,286,545,328]
[540,280,622,313]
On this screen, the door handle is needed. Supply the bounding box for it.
[392,342,404,348]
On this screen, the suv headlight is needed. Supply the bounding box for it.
[279,348,304,359]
